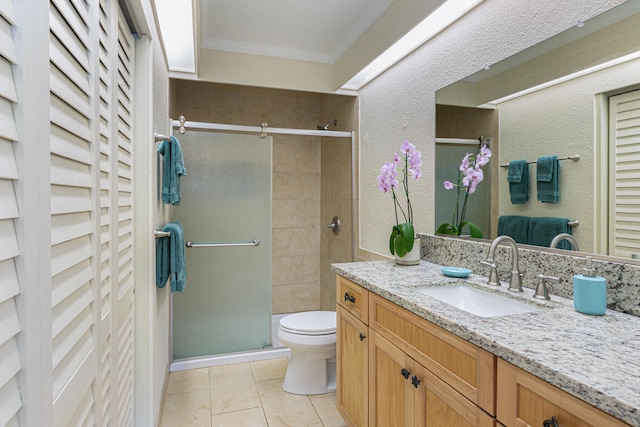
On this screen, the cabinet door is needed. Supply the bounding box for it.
[414,364,495,427]
[337,275,369,323]
[369,331,416,427]
[337,305,369,427]
[497,359,629,427]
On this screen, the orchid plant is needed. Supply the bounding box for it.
[377,140,422,257]
[437,144,491,238]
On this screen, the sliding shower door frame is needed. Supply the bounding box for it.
[167,119,356,371]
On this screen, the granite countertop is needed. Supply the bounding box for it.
[332,260,640,426]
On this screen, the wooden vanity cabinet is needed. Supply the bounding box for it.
[336,275,497,427]
[370,330,495,427]
[337,305,369,427]
[497,358,631,427]
[336,275,370,427]
[369,293,496,415]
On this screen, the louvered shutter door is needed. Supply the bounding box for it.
[114,8,135,426]
[98,0,114,425]
[49,0,98,425]
[609,90,640,257]
[0,1,22,425]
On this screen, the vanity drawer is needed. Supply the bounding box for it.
[369,293,496,415]
[497,358,631,427]
[336,276,369,324]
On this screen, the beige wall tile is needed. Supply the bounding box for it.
[273,228,320,257]
[272,282,320,313]
[273,255,320,286]
[273,200,297,229]
[297,200,321,228]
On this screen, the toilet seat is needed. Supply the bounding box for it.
[279,311,336,336]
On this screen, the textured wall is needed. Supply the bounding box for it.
[359,0,625,257]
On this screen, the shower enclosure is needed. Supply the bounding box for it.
[169,119,355,364]
[172,130,273,359]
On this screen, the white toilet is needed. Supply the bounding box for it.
[277,311,337,395]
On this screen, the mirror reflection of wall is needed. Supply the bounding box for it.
[435,0,640,258]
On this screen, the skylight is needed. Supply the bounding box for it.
[340,0,484,91]
[154,0,196,73]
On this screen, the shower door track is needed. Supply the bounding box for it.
[171,118,352,138]
[170,118,357,262]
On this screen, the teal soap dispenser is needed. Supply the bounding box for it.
[573,256,607,315]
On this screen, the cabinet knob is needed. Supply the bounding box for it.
[359,332,366,341]
[411,375,421,388]
[344,292,356,303]
[543,416,559,427]
[400,368,410,379]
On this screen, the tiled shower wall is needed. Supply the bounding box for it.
[170,80,356,314]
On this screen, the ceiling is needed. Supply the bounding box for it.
[199,0,394,64]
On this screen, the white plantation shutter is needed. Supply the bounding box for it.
[0,0,23,426]
[1,0,142,424]
[49,0,98,425]
[114,8,135,425]
[609,90,640,258]
[97,0,114,424]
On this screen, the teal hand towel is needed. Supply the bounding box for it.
[507,160,529,204]
[498,215,530,244]
[157,136,187,206]
[527,217,571,249]
[537,155,559,203]
[155,222,188,292]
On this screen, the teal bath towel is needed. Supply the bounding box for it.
[537,155,559,203]
[156,222,188,293]
[507,160,529,204]
[157,136,187,206]
[497,215,530,244]
[527,217,571,249]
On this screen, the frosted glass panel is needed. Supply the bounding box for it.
[435,144,490,236]
[172,131,272,358]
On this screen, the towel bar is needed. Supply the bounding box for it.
[154,132,171,142]
[500,155,580,168]
[568,220,579,227]
[154,230,171,238]
[186,240,260,248]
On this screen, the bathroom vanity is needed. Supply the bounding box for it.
[333,261,640,427]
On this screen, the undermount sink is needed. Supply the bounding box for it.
[416,284,541,317]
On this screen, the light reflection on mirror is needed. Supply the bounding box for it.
[435,0,640,259]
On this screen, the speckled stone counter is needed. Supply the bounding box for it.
[332,260,640,426]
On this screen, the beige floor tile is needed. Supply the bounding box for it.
[166,368,210,394]
[250,358,288,382]
[210,363,261,415]
[161,390,211,427]
[309,393,347,427]
[257,378,323,427]
[211,407,268,427]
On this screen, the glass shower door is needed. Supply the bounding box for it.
[172,131,272,359]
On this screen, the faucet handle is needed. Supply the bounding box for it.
[480,260,500,286]
[535,274,561,300]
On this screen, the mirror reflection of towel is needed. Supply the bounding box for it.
[537,155,559,203]
[498,215,530,244]
[527,217,570,248]
[507,160,529,204]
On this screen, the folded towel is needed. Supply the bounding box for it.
[507,160,529,204]
[527,217,571,248]
[537,155,559,203]
[157,136,187,206]
[498,215,531,244]
[156,222,188,292]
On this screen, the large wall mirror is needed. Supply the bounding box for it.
[436,0,640,259]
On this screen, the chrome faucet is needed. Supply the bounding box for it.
[550,233,579,251]
[480,235,523,291]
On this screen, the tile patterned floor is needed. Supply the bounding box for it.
[160,358,347,427]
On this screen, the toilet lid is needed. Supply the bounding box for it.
[279,311,336,335]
